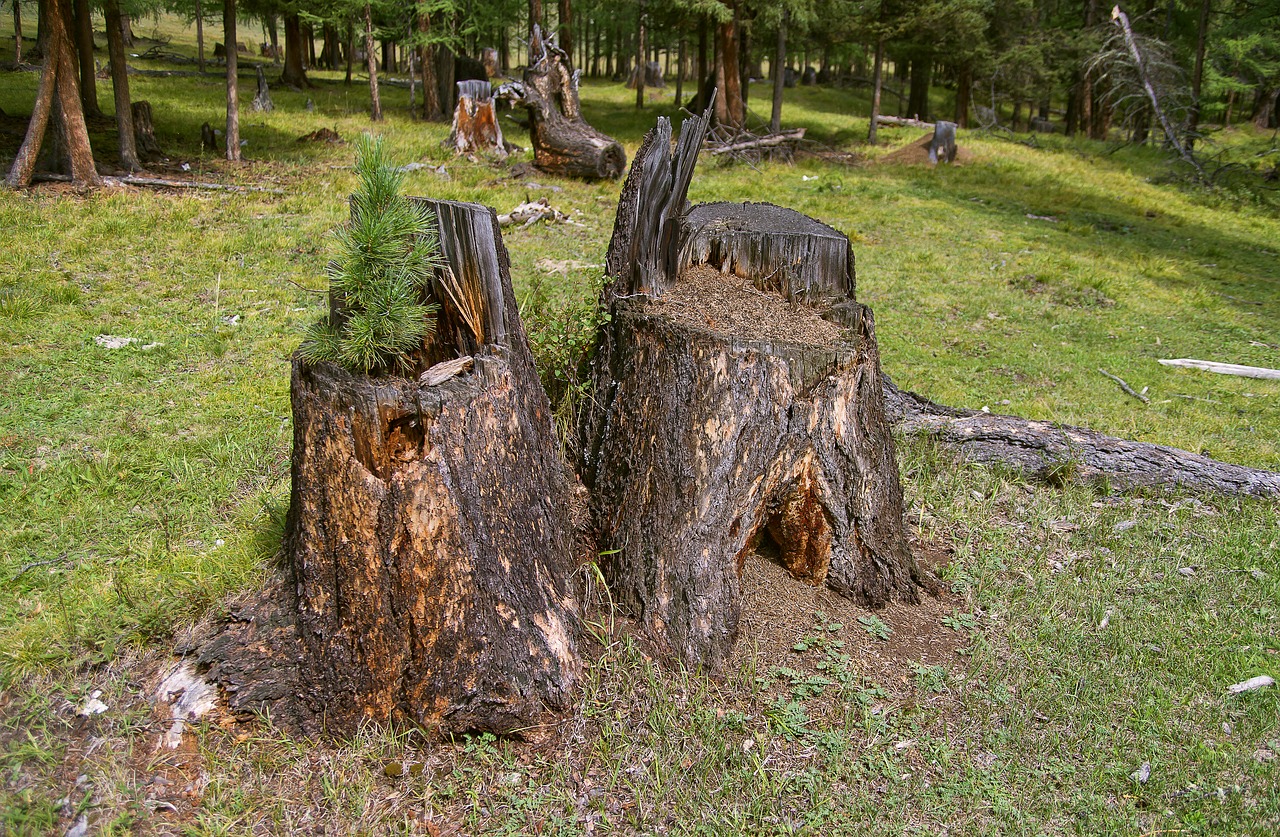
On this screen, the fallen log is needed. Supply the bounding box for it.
[883,379,1280,498]
[32,172,284,194]
[875,114,933,129]
[1158,358,1280,381]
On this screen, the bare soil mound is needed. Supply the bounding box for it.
[876,131,975,166]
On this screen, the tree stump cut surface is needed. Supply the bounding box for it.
[205,200,580,737]
[581,115,919,671]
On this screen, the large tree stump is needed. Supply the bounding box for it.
[500,25,625,180]
[447,79,505,157]
[201,199,580,737]
[580,113,922,671]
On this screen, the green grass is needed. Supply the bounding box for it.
[1,13,1279,835]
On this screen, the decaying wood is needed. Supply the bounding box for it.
[581,112,922,671]
[132,100,162,158]
[707,128,806,156]
[875,114,933,128]
[1158,358,1280,381]
[32,172,284,194]
[883,379,1280,498]
[251,64,273,112]
[447,79,504,156]
[499,25,625,180]
[200,199,580,737]
[419,354,473,386]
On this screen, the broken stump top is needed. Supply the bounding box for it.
[677,201,855,306]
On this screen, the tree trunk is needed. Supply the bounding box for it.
[714,7,743,129]
[770,9,786,134]
[674,35,685,106]
[266,14,279,64]
[199,199,582,738]
[954,63,970,128]
[580,113,921,671]
[13,0,21,64]
[418,14,442,121]
[195,0,205,73]
[883,381,1280,498]
[281,12,309,89]
[72,0,100,117]
[364,4,382,121]
[505,24,626,179]
[345,21,353,85]
[1188,0,1210,145]
[558,0,572,63]
[529,0,542,32]
[6,0,99,187]
[634,0,645,109]
[868,36,884,145]
[224,0,240,162]
[907,54,930,121]
[103,0,138,171]
[448,79,503,155]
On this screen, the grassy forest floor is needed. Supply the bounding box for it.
[1,16,1279,836]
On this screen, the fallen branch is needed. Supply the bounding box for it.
[1158,358,1280,381]
[1098,368,1150,403]
[875,115,934,129]
[884,378,1280,498]
[708,128,806,156]
[32,172,284,194]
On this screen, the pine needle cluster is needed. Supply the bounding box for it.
[299,134,442,374]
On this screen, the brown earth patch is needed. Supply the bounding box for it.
[876,131,976,166]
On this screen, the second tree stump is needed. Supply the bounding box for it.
[580,113,921,670]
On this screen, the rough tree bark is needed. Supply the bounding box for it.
[714,6,744,129]
[770,8,787,134]
[418,13,443,121]
[224,0,240,162]
[199,199,582,737]
[131,100,161,159]
[883,381,1280,498]
[579,111,923,671]
[195,0,205,73]
[500,25,625,180]
[448,79,504,156]
[13,0,21,64]
[102,0,137,171]
[364,3,382,121]
[72,0,101,117]
[281,12,310,89]
[5,0,99,188]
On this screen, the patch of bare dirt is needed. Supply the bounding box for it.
[648,263,846,347]
[876,131,976,166]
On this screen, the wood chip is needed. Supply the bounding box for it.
[419,356,474,387]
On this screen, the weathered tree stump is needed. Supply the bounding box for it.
[928,120,957,165]
[200,199,580,737]
[131,100,161,159]
[500,25,625,180]
[580,112,923,671]
[447,79,505,157]
[251,64,273,112]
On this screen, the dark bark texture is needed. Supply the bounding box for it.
[884,381,1280,498]
[580,113,920,671]
[503,25,625,179]
[201,200,581,737]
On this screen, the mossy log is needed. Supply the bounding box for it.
[201,199,580,737]
[580,112,921,671]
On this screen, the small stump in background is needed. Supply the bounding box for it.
[447,79,505,157]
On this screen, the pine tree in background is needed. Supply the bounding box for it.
[300,134,442,374]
